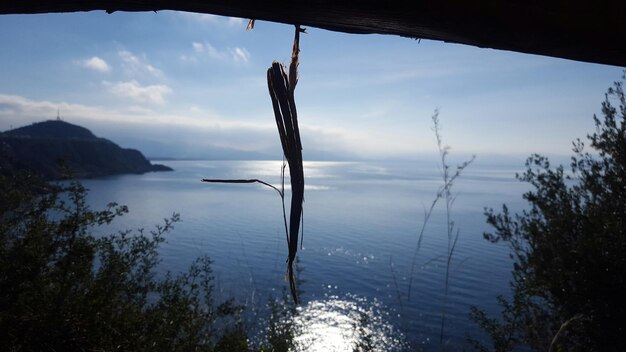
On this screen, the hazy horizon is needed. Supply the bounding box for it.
[0,117,579,167]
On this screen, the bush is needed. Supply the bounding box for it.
[0,172,245,351]
[470,75,626,351]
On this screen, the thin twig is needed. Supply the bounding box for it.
[407,191,442,300]
[407,111,475,300]
[439,228,460,347]
[280,158,289,244]
[432,111,474,348]
[201,178,282,196]
[300,208,304,249]
[389,255,406,330]
[549,314,585,352]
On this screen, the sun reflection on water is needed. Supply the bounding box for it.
[292,296,406,352]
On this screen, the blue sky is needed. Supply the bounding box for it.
[0,11,622,161]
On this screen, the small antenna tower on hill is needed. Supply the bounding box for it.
[56,108,61,121]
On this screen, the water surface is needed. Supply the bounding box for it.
[82,159,528,350]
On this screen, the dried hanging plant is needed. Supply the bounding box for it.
[202,25,305,303]
[266,25,305,304]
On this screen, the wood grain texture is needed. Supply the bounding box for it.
[0,1,625,66]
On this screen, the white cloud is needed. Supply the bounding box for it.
[229,47,250,63]
[106,80,172,104]
[227,17,244,26]
[192,42,204,52]
[191,42,223,60]
[179,54,198,63]
[204,43,224,60]
[188,42,251,63]
[127,105,155,114]
[80,56,111,73]
[189,106,204,113]
[0,94,115,126]
[118,50,163,77]
[0,94,267,131]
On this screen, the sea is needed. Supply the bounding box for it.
[80,159,530,351]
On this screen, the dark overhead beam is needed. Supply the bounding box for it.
[1,1,625,67]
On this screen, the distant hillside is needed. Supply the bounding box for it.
[4,120,98,140]
[0,120,172,179]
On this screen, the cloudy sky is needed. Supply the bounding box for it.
[0,11,622,160]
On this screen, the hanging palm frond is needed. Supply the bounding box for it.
[267,25,305,304]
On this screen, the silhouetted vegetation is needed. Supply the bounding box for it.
[470,75,626,351]
[397,111,474,349]
[0,172,242,351]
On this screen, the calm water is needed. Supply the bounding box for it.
[81,159,529,350]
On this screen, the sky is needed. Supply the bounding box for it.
[0,11,623,161]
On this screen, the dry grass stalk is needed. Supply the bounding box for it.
[267,25,305,304]
[201,25,305,304]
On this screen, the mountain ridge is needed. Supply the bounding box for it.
[0,120,172,179]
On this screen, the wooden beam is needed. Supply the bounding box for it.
[1,1,625,67]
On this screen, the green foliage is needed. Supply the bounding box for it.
[470,76,626,351]
[0,172,243,351]
[259,292,298,352]
[258,261,305,352]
